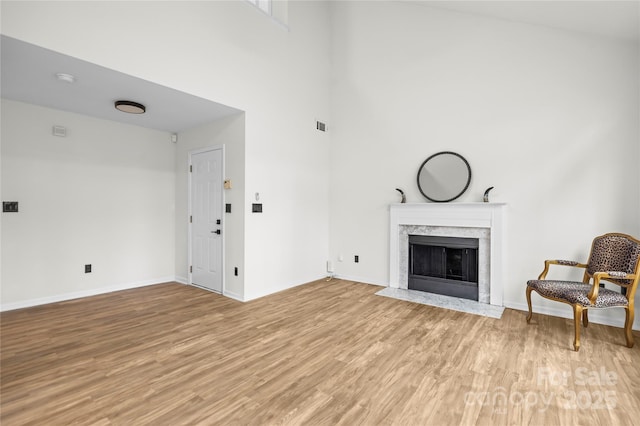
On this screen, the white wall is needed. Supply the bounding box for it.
[175,113,246,300]
[3,1,637,328]
[329,2,640,327]
[1,0,332,301]
[240,3,332,300]
[1,100,176,309]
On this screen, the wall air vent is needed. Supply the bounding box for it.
[316,121,326,132]
[52,125,67,137]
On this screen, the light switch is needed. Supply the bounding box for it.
[3,201,18,212]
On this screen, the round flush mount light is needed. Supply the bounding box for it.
[114,100,146,114]
[56,73,76,83]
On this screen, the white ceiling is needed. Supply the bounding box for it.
[1,36,242,134]
[2,2,637,133]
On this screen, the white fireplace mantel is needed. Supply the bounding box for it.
[389,203,507,306]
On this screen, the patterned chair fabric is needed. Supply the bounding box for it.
[587,234,640,286]
[526,279,629,308]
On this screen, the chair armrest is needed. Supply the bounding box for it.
[586,271,636,304]
[595,271,635,280]
[538,259,588,279]
[553,260,588,267]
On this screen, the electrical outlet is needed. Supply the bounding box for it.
[85,264,92,273]
[354,255,359,263]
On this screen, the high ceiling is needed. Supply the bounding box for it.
[2,1,637,134]
[1,36,242,134]
[416,1,640,43]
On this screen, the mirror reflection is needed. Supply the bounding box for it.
[417,151,471,202]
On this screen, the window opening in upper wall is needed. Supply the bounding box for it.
[247,0,271,14]
[246,0,289,29]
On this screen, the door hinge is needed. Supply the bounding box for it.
[190,265,193,273]
[190,215,192,223]
[190,165,192,172]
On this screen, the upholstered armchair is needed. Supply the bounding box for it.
[526,233,640,351]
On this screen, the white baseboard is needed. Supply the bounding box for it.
[0,277,176,312]
[504,300,640,331]
[333,274,387,287]
[243,285,294,302]
[328,278,639,331]
[8,277,635,331]
[243,276,330,302]
[182,280,244,301]
[223,289,244,301]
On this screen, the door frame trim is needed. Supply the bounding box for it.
[188,144,225,294]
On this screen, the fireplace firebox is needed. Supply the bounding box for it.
[408,235,479,301]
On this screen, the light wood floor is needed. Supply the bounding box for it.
[1,280,639,425]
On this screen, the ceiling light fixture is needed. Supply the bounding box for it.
[114,100,146,114]
[55,73,76,83]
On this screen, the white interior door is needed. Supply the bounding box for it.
[190,148,223,293]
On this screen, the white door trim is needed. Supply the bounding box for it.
[188,145,225,294]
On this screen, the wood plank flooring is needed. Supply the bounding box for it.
[1,279,639,425]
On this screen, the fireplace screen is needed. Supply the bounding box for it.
[408,235,479,301]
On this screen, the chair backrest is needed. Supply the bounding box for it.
[587,233,640,286]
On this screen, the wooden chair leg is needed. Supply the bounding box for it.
[582,310,589,328]
[526,286,533,323]
[624,306,635,348]
[573,305,582,351]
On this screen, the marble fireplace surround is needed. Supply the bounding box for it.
[389,203,506,306]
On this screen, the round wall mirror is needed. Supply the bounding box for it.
[417,151,471,202]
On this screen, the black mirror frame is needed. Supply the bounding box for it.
[417,151,472,203]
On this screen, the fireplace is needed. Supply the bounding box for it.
[408,235,479,301]
[389,203,506,306]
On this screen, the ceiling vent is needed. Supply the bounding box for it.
[316,121,326,132]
